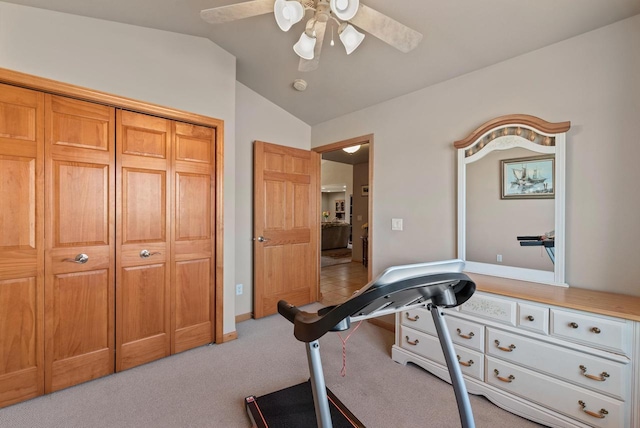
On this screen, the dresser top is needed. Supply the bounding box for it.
[468,274,640,322]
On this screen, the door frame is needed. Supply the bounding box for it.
[312,134,373,282]
[0,67,226,343]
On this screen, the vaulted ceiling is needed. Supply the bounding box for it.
[4,0,639,125]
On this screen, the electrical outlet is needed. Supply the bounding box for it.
[496,254,502,263]
[235,283,243,295]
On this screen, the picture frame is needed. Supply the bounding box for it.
[361,185,369,197]
[501,155,554,199]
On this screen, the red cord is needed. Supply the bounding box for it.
[336,320,363,377]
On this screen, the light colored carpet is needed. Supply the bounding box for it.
[0,305,543,428]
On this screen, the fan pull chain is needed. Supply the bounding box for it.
[337,320,363,377]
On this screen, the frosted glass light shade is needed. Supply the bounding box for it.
[339,24,364,55]
[330,0,359,21]
[274,0,304,32]
[342,145,360,154]
[293,32,316,60]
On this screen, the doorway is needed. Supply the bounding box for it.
[313,135,373,305]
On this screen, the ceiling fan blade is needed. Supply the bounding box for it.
[298,20,327,72]
[201,0,275,24]
[349,4,423,53]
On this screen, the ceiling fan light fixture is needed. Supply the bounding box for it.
[342,145,361,154]
[338,23,365,55]
[330,0,360,21]
[274,0,304,32]
[293,32,316,60]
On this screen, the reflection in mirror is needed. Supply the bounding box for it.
[466,148,554,272]
[455,115,570,286]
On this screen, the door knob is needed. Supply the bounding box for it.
[140,249,161,258]
[64,253,89,264]
[256,236,270,242]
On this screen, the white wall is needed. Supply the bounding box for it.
[311,15,640,296]
[0,2,239,332]
[235,82,311,316]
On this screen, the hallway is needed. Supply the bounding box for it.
[319,261,368,306]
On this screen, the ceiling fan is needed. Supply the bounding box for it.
[200,0,423,72]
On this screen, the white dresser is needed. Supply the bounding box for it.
[392,276,640,428]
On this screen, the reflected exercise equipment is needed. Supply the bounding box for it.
[517,230,555,264]
[245,259,477,428]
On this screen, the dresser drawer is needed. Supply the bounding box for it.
[402,308,435,335]
[400,326,483,381]
[517,302,549,335]
[487,328,629,400]
[486,357,626,428]
[551,309,631,355]
[446,316,484,352]
[402,309,484,352]
[459,292,516,326]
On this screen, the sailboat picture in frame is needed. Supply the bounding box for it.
[501,155,555,199]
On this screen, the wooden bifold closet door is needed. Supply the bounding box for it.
[1,85,217,407]
[44,95,116,393]
[115,110,171,371]
[116,110,216,370]
[0,83,45,406]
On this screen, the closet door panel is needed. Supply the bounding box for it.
[0,278,40,406]
[116,110,171,371]
[0,84,44,408]
[174,258,211,353]
[172,123,215,352]
[44,95,115,393]
[52,162,109,245]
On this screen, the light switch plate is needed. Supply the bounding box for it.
[391,218,403,231]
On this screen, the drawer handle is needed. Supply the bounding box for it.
[456,328,475,339]
[590,327,601,334]
[494,340,516,352]
[526,315,535,322]
[579,365,609,382]
[457,355,474,367]
[493,369,515,383]
[405,313,420,322]
[405,336,419,346]
[569,322,579,328]
[578,400,608,419]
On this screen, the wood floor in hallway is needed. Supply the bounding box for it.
[319,261,368,306]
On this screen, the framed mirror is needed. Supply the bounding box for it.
[454,115,570,286]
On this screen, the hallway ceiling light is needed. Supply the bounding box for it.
[201,0,423,72]
[342,145,360,154]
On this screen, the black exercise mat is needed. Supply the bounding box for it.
[246,381,365,428]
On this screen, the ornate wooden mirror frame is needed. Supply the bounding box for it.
[454,114,570,286]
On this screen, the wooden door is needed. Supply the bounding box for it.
[116,110,171,371]
[253,141,319,318]
[44,95,115,393]
[171,122,216,352]
[0,84,45,407]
